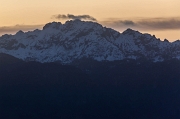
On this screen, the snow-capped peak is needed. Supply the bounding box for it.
[0,20,180,63]
[43,22,62,30]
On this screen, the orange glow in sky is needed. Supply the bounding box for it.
[0,0,180,41]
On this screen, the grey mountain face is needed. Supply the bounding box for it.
[0,19,180,63]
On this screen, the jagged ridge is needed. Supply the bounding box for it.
[0,19,180,63]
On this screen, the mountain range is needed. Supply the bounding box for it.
[1,20,180,119]
[0,19,180,63]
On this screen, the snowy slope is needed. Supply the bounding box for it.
[0,19,180,63]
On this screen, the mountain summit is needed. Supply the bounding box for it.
[0,20,180,63]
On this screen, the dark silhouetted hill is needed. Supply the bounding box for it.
[0,56,180,119]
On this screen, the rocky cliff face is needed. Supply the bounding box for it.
[0,19,180,63]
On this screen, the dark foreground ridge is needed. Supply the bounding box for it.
[0,54,180,119]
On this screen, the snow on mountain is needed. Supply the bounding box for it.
[0,19,180,63]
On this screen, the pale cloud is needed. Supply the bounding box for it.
[102,17,180,31]
[0,24,43,35]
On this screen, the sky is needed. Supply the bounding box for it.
[0,0,180,41]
